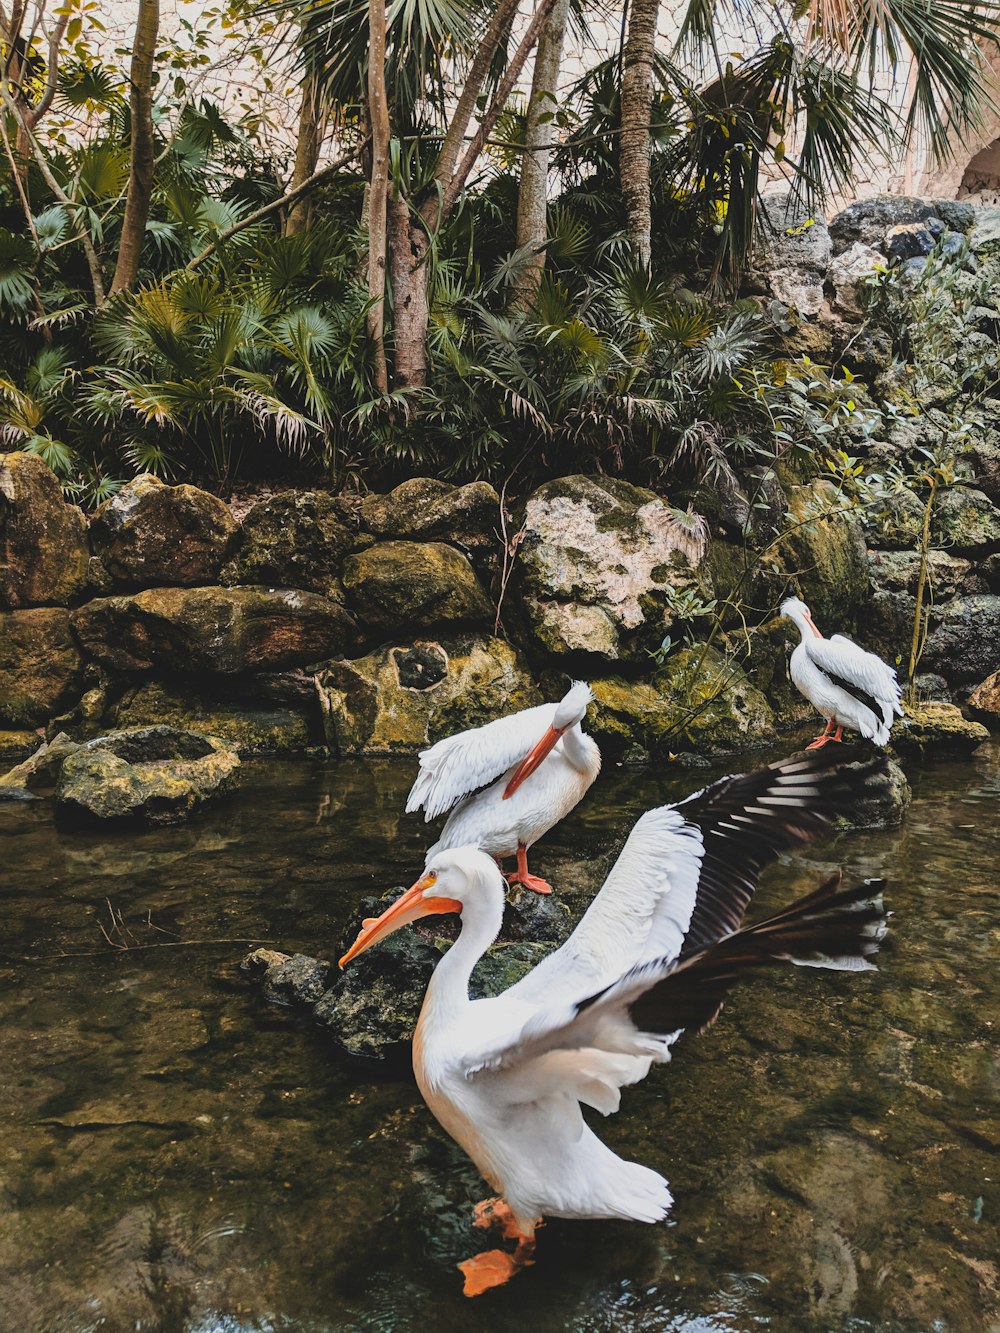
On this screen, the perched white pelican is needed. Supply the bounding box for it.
[781,597,903,749]
[342,750,888,1296]
[405,681,600,895]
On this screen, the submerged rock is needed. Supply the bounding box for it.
[892,702,989,756]
[0,451,89,608]
[71,585,356,675]
[90,474,238,588]
[518,474,709,660]
[55,726,240,823]
[341,540,492,633]
[0,607,82,726]
[316,633,539,754]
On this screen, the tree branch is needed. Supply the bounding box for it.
[185,140,365,271]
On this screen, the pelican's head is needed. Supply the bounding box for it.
[780,596,822,638]
[503,681,593,800]
[338,846,498,967]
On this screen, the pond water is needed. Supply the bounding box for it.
[1,740,997,1333]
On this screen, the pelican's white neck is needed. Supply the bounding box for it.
[560,721,601,776]
[786,605,822,641]
[422,864,506,1022]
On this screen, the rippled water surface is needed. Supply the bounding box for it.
[1,741,997,1333]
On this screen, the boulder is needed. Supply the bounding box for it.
[781,480,870,623]
[829,242,884,315]
[360,479,500,557]
[0,451,89,608]
[341,540,492,633]
[89,474,237,588]
[868,550,972,600]
[967,206,1000,252]
[55,726,239,823]
[892,701,989,756]
[0,731,80,799]
[757,201,832,318]
[316,633,539,753]
[863,489,925,549]
[932,487,1000,555]
[0,607,82,726]
[518,475,709,660]
[220,490,359,595]
[111,679,314,753]
[590,647,774,759]
[834,754,910,830]
[967,435,1000,503]
[71,586,356,675]
[828,196,938,254]
[884,222,936,262]
[922,594,1000,686]
[856,589,912,667]
[966,669,1000,729]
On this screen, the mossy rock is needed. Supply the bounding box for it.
[360,479,499,560]
[55,726,240,824]
[0,607,83,727]
[0,451,89,608]
[341,540,492,633]
[220,490,361,596]
[892,701,989,757]
[780,480,869,624]
[111,679,314,754]
[71,585,357,675]
[0,729,38,759]
[931,488,1000,556]
[316,633,540,754]
[590,646,774,759]
[90,474,238,589]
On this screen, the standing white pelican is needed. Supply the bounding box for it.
[781,597,903,749]
[342,750,888,1296]
[405,681,600,895]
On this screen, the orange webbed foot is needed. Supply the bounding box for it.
[505,871,553,895]
[461,1201,538,1295]
[473,1197,523,1241]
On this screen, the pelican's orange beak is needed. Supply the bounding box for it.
[502,725,564,800]
[338,872,462,968]
[803,611,822,639]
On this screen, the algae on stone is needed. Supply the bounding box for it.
[0,608,82,726]
[112,679,314,753]
[893,701,989,756]
[341,540,492,633]
[781,479,869,623]
[0,452,89,608]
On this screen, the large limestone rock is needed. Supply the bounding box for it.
[828,196,939,253]
[316,633,539,753]
[0,451,89,608]
[922,594,1000,686]
[360,478,499,558]
[868,550,972,599]
[55,726,239,823]
[0,607,82,726]
[967,669,1000,729]
[967,435,1000,504]
[221,490,359,595]
[89,474,237,588]
[829,242,884,315]
[341,540,492,633]
[590,647,774,758]
[781,480,870,623]
[71,586,356,675]
[518,475,709,660]
[757,199,832,318]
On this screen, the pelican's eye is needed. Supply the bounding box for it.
[423,870,438,889]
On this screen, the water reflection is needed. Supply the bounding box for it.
[0,743,997,1332]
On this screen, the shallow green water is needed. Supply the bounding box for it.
[1,742,997,1333]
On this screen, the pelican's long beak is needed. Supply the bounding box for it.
[338,874,462,968]
[803,612,822,639]
[502,725,564,800]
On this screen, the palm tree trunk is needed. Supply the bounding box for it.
[388,194,429,389]
[285,75,327,236]
[110,0,159,295]
[514,0,571,308]
[619,0,658,268]
[365,0,390,394]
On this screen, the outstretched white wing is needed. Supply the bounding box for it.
[504,749,861,1010]
[805,635,903,722]
[405,702,558,821]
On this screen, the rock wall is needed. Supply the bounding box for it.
[3,194,1000,760]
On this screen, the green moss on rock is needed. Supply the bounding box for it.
[781,479,869,623]
[341,540,492,632]
[0,452,89,608]
[0,607,82,727]
[111,680,314,754]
